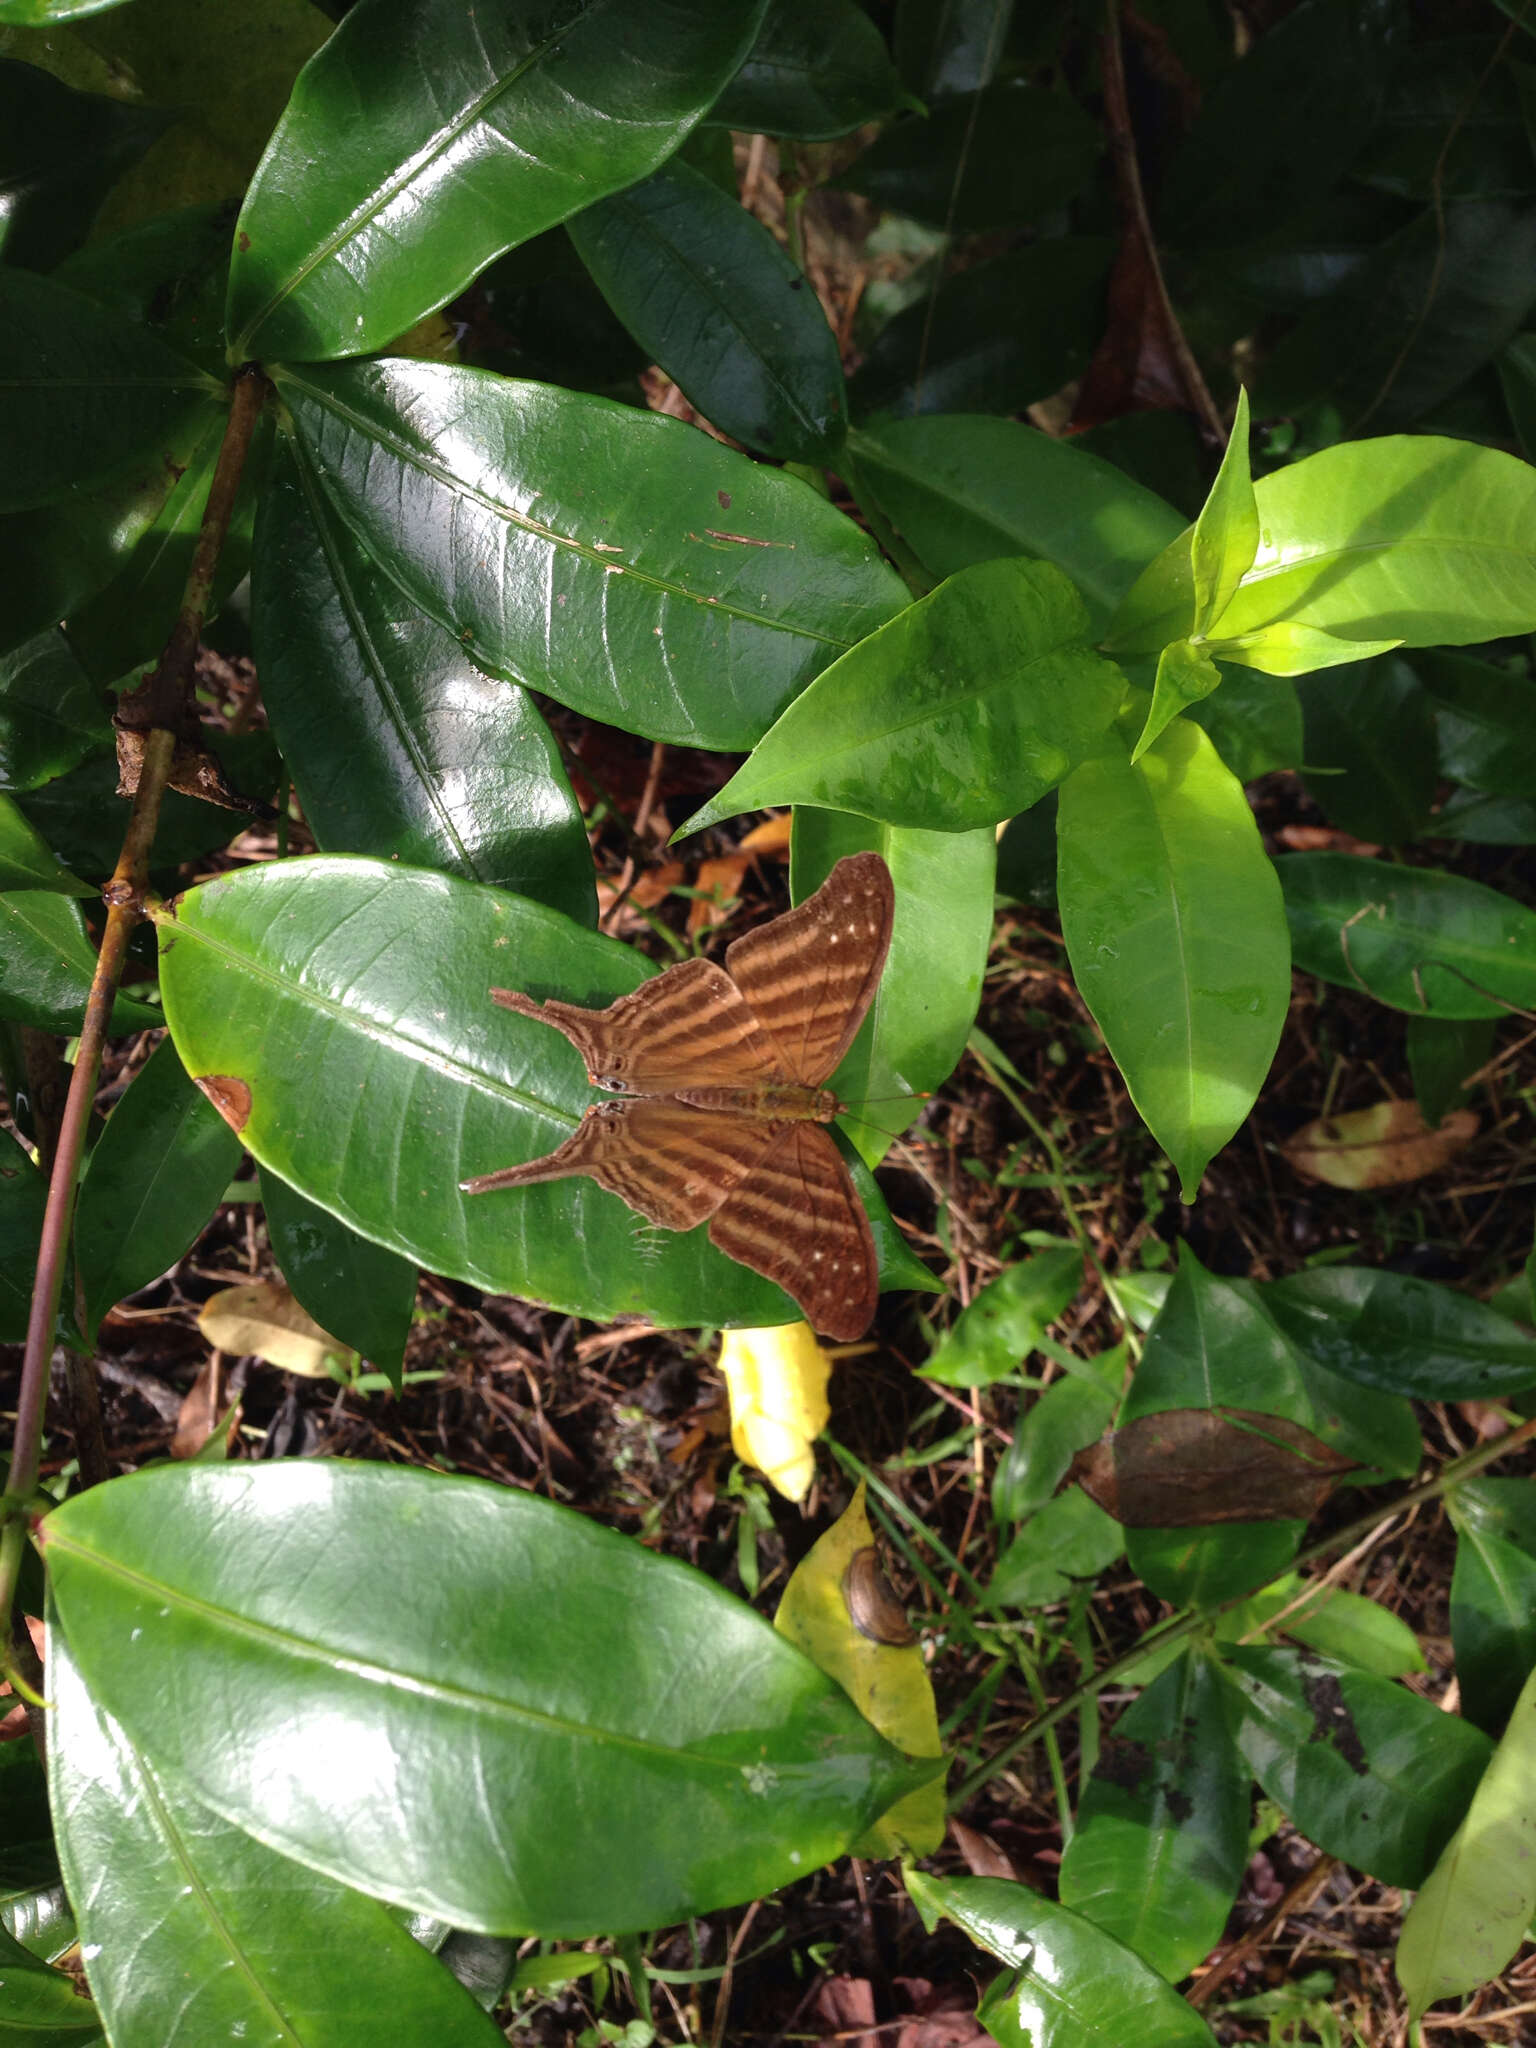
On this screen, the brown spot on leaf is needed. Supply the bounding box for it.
[1302,1666,1369,1775]
[843,1545,916,1645]
[1092,1735,1154,1793]
[717,490,731,509]
[238,231,251,253]
[194,1075,252,1134]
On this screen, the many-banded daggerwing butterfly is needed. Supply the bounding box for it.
[462,853,895,1341]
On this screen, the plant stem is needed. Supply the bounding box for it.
[949,1411,1536,1809]
[0,366,268,1636]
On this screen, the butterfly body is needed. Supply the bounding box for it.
[462,853,895,1341]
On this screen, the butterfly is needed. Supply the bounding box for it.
[461,853,895,1341]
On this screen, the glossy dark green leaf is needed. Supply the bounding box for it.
[1415,648,1536,801]
[1281,852,1536,1018]
[706,0,906,139]
[73,1034,240,1340]
[1294,656,1439,844]
[0,57,166,270]
[1,1882,76,1967]
[1262,1266,1536,1400]
[1356,38,1536,203]
[849,241,1111,423]
[0,794,91,895]
[1407,1013,1496,1128]
[1059,1649,1247,1981]
[1187,667,1303,782]
[0,891,158,1034]
[993,1370,1117,1528]
[847,416,1185,635]
[0,632,112,793]
[0,267,219,513]
[1056,718,1289,1199]
[570,159,846,462]
[1109,436,1536,660]
[15,733,280,885]
[837,82,1100,233]
[1449,1476,1536,1558]
[0,1147,46,1343]
[906,1869,1218,2048]
[685,558,1125,836]
[790,810,993,1164]
[1158,0,1388,249]
[44,1461,928,1934]
[0,1924,102,2046]
[923,1247,1083,1389]
[228,0,767,360]
[1258,199,1536,432]
[261,1167,416,1392]
[47,1625,506,2047]
[1429,784,1536,842]
[1448,1508,1536,1734]
[987,1487,1125,1611]
[1217,1645,1491,1889]
[254,433,595,922]
[1120,1254,1309,1608]
[154,855,916,1327]
[277,358,906,750]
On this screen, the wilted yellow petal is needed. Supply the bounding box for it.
[775,1482,945,1857]
[197,1280,351,1379]
[717,1321,830,1503]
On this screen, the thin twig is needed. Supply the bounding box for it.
[0,366,268,1640]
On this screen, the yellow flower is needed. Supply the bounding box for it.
[717,1322,831,1503]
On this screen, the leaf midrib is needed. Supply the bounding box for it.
[232,3,594,351]
[49,1532,803,1776]
[279,367,852,649]
[162,890,577,1128]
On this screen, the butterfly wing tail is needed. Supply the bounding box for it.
[460,1119,604,1196]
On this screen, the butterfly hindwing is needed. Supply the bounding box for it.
[724,851,895,1087]
[463,1098,782,1232]
[709,1121,877,1344]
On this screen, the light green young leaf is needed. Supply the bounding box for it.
[1213,620,1404,678]
[1108,437,1536,663]
[1056,717,1289,1199]
[1191,387,1259,635]
[682,557,1126,836]
[1398,1659,1536,2020]
[1132,638,1221,764]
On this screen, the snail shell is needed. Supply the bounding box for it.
[843,1545,917,1646]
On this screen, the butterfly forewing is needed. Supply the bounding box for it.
[724,851,895,1087]
[495,956,784,1093]
[463,1098,782,1231]
[709,1121,877,1344]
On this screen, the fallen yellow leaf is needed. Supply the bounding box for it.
[717,1321,830,1503]
[197,1280,351,1378]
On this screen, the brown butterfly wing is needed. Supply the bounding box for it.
[493,955,784,1093]
[708,1121,878,1342]
[462,1098,781,1231]
[723,852,895,1088]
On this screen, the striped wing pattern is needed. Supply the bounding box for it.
[493,956,783,1092]
[470,855,895,1338]
[463,1099,782,1231]
[724,851,894,1086]
[709,1122,876,1344]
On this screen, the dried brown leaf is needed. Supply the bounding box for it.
[1283,1099,1477,1189]
[1069,1406,1356,1527]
